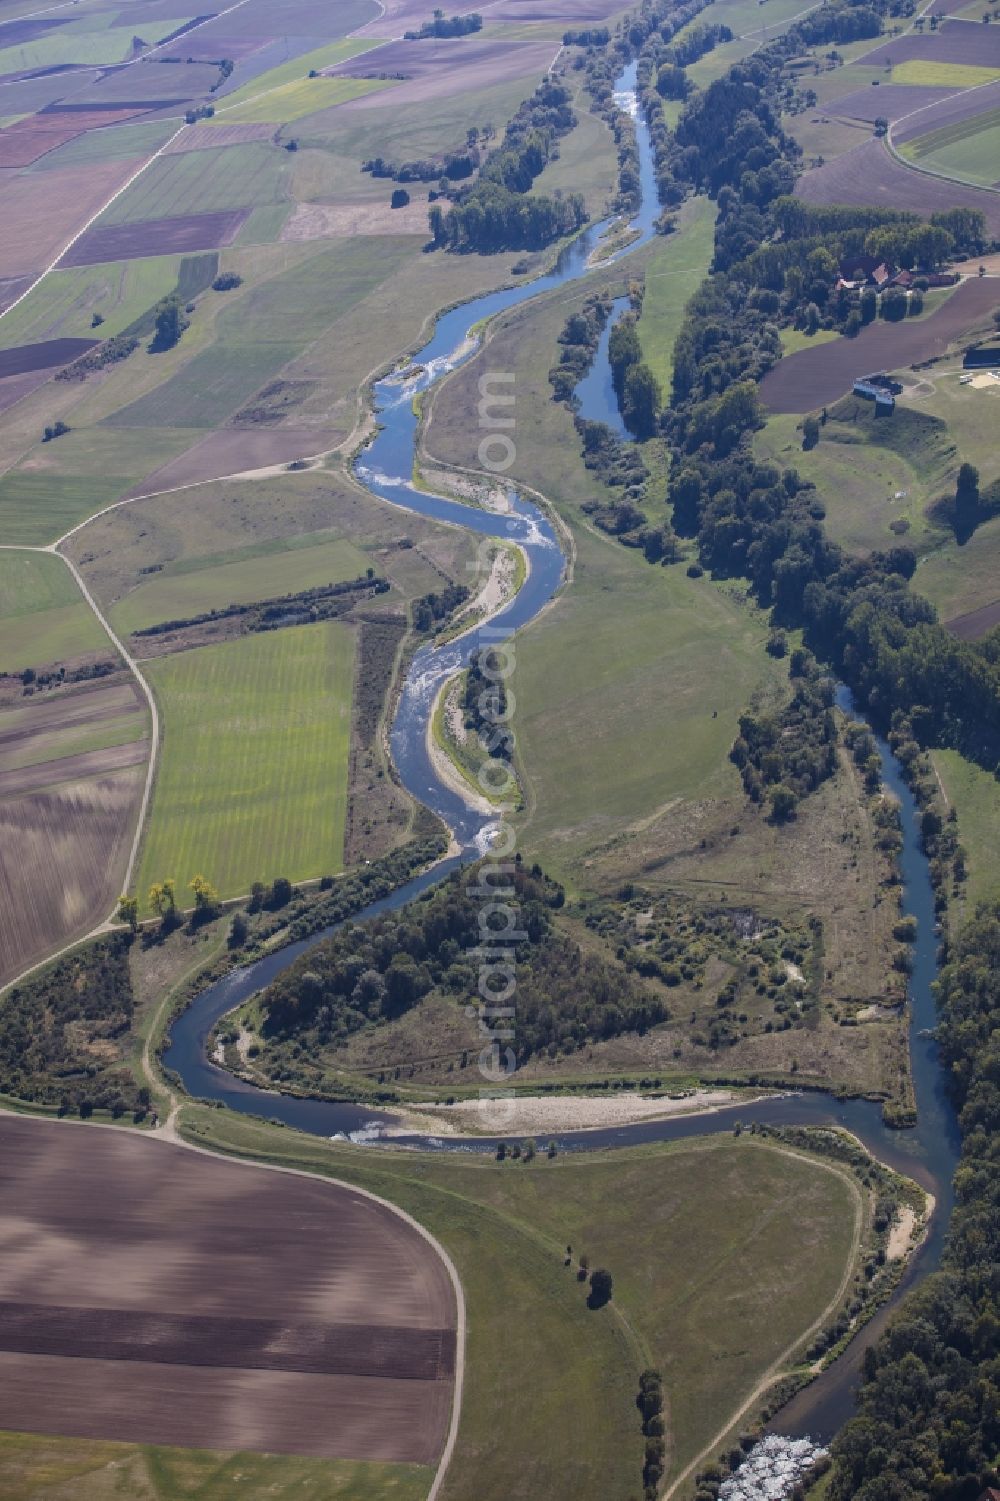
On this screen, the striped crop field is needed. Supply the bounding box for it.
[135,622,354,910]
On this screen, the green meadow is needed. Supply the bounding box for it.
[110,536,371,635]
[638,196,717,394]
[135,622,354,909]
[0,551,107,670]
[0,1433,430,1501]
[181,1108,863,1501]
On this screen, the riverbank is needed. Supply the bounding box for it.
[386,1087,750,1137]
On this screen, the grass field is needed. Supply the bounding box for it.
[99,144,288,225]
[222,76,393,125]
[512,543,785,879]
[0,256,183,350]
[933,748,1000,910]
[0,551,108,670]
[180,1108,863,1500]
[638,196,716,393]
[110,536,371,635]
[755,397,958,556]
[0,1436,431,1501]
[135,623,354,909]
[890,59,1000,87]
[0,431,203,547]
[899,106,1000,185]
[215,37,384,113]
[917,511,1000,620]
[105,237,413,431]
[29,118,179,172]
[780,325,841,357]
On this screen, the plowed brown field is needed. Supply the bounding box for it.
[760,275,1000,412]
[0,1117,457,1464]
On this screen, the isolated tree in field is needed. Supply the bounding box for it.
[117,895,139,932]
[588,1267,613,1308]
[802,414,820,450]
[391,187,410,208]
[956,461,980,515]
[623,361,661,439]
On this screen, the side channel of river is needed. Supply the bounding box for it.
[163,64,960,1446]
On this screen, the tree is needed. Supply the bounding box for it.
[860,288,877,325]
[769,784,798,822]
[390,187,410,208]
[117,895,138,932]
[588,1267,613,1307]
[802,414,820,450]
[269,876,293,908]
[622,361,661,439]
[189,874,220,920]
[428,203,446,244]
[229,912,248,947]
[148,878,177,930]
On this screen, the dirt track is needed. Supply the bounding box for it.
[760,276,1000,413]
[0,1115,457,1463]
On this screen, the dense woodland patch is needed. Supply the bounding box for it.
[252,862,668,1078]
[0,935,146,1118]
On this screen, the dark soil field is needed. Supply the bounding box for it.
[946,596,1000,637]
[159,32,273,61]
[894,78,1000,142]
[0,17,71,47]
[61,207,252,267]
[0,337,96,379]
[825,83,958,123]
[761,275,1000,412]
[329,37,558,107]
[0,1117,456,1464]
[795,138,1000,238]
[862,19,1000,68]
[489,0,630,16]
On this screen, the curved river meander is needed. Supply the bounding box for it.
[164,65,961,1440]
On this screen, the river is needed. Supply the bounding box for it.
[162,63,961,1445]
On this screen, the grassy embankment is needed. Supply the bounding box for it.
[177,1104,865,1501]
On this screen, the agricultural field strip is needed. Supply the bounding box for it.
[886,67,1000,177]
[0,542,158,994]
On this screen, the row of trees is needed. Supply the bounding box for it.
[829,902,1000,1500]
